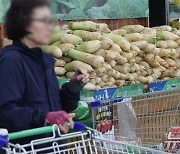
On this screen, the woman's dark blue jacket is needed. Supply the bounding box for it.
[0,40,79,143]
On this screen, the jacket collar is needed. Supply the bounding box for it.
[12,40,43,59]
[2,40,54,70]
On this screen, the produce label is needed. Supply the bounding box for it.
[148,78,180,92]
[163,127,180,153]
[93,84,144,101]
[94,100,115,140]
[58,78,144,101]
[93,87,118,101]
[111,84,144,98]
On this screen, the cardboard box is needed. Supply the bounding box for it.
[58,78,144,102]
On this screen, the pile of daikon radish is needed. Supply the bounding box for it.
[42,21,180,90]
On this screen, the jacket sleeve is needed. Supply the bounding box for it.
[0,53,48,132]
[60,83,80,113]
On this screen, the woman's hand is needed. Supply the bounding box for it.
[45,111,75,133]
[59,113,75,133]
[76,68,90,84]
[67,68,90,94]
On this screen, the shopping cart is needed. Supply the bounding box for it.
[0,121,168,154]
[90,88,180,153]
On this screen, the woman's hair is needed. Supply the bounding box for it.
[5,0,49,40]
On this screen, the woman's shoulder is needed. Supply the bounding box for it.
[0,45,23,62]
[0,46,24,81]
[42,50,55,64]
[42,49,53,59]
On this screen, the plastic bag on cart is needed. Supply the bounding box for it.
[117,98,137,143]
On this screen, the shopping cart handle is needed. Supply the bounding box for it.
[9,125,58,140]
[73,121,86,131]
[8,122,86,140]
[0,137,8,148]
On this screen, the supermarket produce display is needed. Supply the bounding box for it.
[0,0,179,153]
[41,21,180,91]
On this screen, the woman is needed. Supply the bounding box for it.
[0,0,89,145]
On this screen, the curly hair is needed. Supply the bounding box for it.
[5,0,49,40]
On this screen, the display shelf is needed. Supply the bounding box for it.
[59,18,148,30]
[0,18,148,50]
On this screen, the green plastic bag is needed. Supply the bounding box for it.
[72,101,89,121]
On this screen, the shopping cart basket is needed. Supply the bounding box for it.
[90,88,180,153]
[0,121,168,154]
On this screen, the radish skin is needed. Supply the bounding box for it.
[66,72,75,78]
[67,49,104,68]
[59,43,75,55]
[157,31,179,41]
[76,40,101,53]
[109,43,122,53]
[73,30,102,41]
[103,33,130,51]
[59,33,83,45]
[42,45,62,58]
[55,67,66,76]
[65,61,94,72]
[55,59,66,67]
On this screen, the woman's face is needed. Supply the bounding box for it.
[26,6,52,45]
